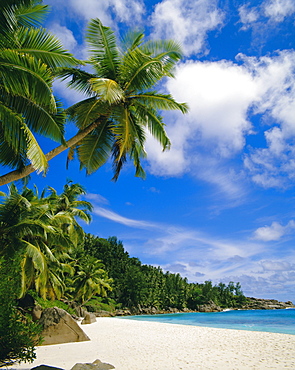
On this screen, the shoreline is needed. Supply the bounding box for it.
[12,317,295,370]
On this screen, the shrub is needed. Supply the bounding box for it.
[0,257,42,367]
[85,297,117,313]
[28,291,76,316]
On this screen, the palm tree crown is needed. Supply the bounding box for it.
[0,0,79,175]
[62,19,188,180]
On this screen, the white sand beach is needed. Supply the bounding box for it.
[12,317,295,370]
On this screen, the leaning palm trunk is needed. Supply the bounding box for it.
[0,120,100,185]
[0,18,188,186]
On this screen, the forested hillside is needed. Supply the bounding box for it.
[81,234,247,312]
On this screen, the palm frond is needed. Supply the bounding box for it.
[66,97,110,129]
[130,91,189,114]
[0,104,48,172]
[130,141,147,179]
[15,27,81,67]
[21,119,48,173]
[0,0,48,36]
[69,208,92,223]
[56,67,95,95]
[23,241,46,272]
[86,18,120,80]
[77,119,113,174]
[0,106,28,169]
[1,90,66,143]
[0,49,55,106]
[89,78,124,104]
[132,101,171,150]
[142,39,183,76]
[121,31,144,53]
[71,200,93,212]
[122,50,168,92]
[15,2,49,29]
[111,107,147,180]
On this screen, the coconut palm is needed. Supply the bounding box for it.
[0,0,79,178]
[72,255,112,304]
[45,181,93,248]
[0,183,91,299]
[0,18,188,185]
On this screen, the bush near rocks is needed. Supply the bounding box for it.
[0,257,42,367]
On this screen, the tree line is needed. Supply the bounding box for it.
[83,234,247,311]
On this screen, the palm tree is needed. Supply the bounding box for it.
[45,181,93,248]
[0,18,188,185]
[0,183,92,299]
[72,255,112,305]
[0,0,79,179]
[0,184,54,297]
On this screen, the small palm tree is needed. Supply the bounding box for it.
[45,181,93,248]
[0,18,188,185]
[72,255,112,305]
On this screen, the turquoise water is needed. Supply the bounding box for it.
[122,309,295,335]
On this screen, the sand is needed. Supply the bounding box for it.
[12,317,295,370]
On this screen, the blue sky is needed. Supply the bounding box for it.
[3,0,295,302]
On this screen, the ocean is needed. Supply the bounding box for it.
[122,308,295,335]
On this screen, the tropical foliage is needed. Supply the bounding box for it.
[0,13,188,185]
[0,0,79,179]
[0,182,98,301]
[0,257,41,367]
[71,255,112,304]
[83,234,247,311]
[62,18,188,180]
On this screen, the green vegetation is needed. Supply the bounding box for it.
[0,1,188,186]
[0,184,245,313]
[82,234,247,311]
[0,0,79,180]
[0,257,41,367]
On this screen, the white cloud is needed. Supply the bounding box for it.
[260,260,294,271]
[49,23,78,53]
[242,50,295,188]
[238,4,260,30]
[263,0,295,22]
[145,58,257,198]
[93,206,157,229]
[150,0,224,56]
[85,193,109,204]
[243,127,295,188]
[239,0,295,29]
[167,60,257,153]
[145,119,191,177]
[144,50,295,191]
[253,220,295,241]
[47,0,145,28]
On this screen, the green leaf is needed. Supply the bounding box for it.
[77,119,113,174]
[90,78,124,104]
[86,18,120,80]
